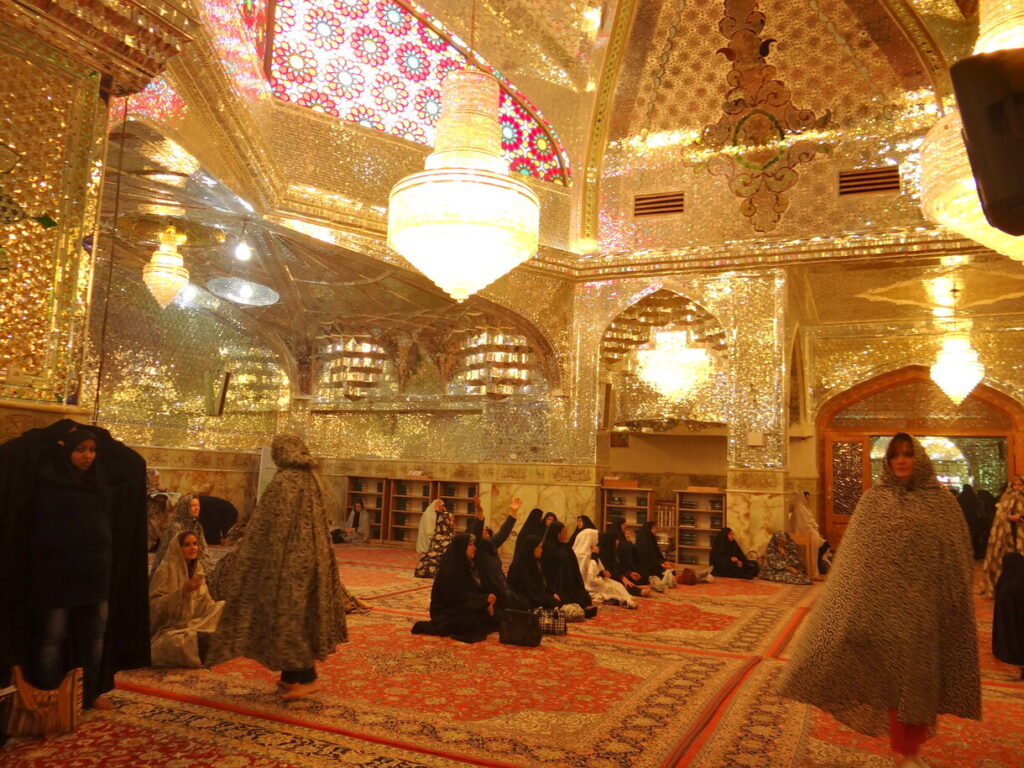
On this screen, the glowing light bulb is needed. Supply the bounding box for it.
[234,240,252,261]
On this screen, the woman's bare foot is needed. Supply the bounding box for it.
[280,680,323,701]
[89,695,115,710]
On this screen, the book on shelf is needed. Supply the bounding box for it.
[710,514,723,529]
[680,513,697,527]
[352,479,363,491]
[635,496,648,507]
[396,483,407,496]
[443,484,457,497]
[709,500,724,510]
[394,513,405,527]
[680,553,699,565]
[679,531,697,546]
[679,500,698,509]
[395,498,407,511]
[636,510,648,525]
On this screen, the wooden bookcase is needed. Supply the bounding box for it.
[437,481,479,531]
[385,478,434,544]
[674,487,726,565]
[601,487,655,533]
[344,476,388,541]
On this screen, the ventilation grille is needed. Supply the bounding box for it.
[838,166,901,196]
[634,191,685,217]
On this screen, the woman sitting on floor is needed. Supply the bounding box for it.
[467,496,525,610]
[761,531,813,585]
[567,514,597,548]
[411,533,498,643]
[152,494,213,578]
[634,521,678,590]
[414,500,454,579]
[572,528,637,608]
[710,527,759,580]
[507,535,561,609]
[512,507,547,561]
[149,531,225,668]
[542,521,594,614]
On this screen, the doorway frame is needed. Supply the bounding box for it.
[817,365,1024,543]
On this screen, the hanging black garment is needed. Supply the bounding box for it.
[411,533,497,643]
[0,419,150,695]
[993,530,1024,666]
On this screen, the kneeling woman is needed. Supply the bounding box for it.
[412,533,498,643]
[149,531,225,667]
[710,528,759,579]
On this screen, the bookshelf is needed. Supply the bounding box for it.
[601,487,655,533]
[385,478,434,544]
[437,481,479,531]
[675,487,726,565]
[344,476,387,541]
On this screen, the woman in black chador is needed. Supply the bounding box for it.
[412,533,498,643]
[541,521,593,610]
[507,535,560,609]
[512,507,547,561]
[635,521,678,589]
[567,514,597,548]
[0,420,149,711]
[710,527,759,579]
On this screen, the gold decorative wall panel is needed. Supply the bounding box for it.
[0,24,106,404]
[831,440,864,515]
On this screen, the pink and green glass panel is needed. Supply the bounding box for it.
[240,0,569,184]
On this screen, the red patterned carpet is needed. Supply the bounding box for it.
[5,547,1023,767]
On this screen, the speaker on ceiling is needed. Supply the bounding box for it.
[950,48,1024,236]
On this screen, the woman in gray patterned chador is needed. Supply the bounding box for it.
[206,434,348,701]
[777,433,980,768]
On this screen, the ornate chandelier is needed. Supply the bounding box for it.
[387,69,540,302]
[930,332,985,405]
[635,327,712,401]
[919,0,1024,259]
[143,225,189,308]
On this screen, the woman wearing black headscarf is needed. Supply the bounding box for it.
[512,507,547,561]
[958,484,986,560]
[567,514,597,549]
[541,521,593,610]
[599,519,648,597]
[411,533,497,643]
[467,497,525,610]
[0,420,150,713]
[710,527,759,579]
[18,429,110,710]
[635,521,677,589]
[507,535,560,609]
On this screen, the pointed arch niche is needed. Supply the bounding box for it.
[817,366,1024,544]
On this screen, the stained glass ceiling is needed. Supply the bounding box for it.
[239,0,570,185]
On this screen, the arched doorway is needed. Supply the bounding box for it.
[817,366,1024,544]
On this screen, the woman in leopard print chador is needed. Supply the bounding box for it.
[777,433,980,768]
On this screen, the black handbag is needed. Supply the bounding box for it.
[498,608,542,647]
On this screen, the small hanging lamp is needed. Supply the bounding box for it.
[143,225,189,308]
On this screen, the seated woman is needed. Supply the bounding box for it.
[467,496,525,610]
[542,521,594,613]
[512,507,547,561]
[151,494,213,578]
[507,535,560,609]
[149,531,225,667]
[338,500,371,545]
[710,527,759,580]
[414,501,454,578]
[599,523,649,598]
[567,514,597,548]
[761,530,813,585]
[411,533,497,643]
[572,528,637,608]
[634,521,678,591]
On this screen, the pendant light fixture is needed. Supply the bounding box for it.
[143,224,189,308]
[386,1,539,302]
[929,285,985,405]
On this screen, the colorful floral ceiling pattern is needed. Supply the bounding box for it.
[240,0,569,184]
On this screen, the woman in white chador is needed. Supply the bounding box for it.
[149,530,224,668]
[417,499,444,554]
[572,528,637,608]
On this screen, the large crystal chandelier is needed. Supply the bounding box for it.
[920,0,1024,259]
[635,327,712,401]
[931,332,985,405]
[387,69,540,302]
[143,225,189,308]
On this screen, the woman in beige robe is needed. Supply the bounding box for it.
[149,530,224,668]
[980,474,1024,598]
